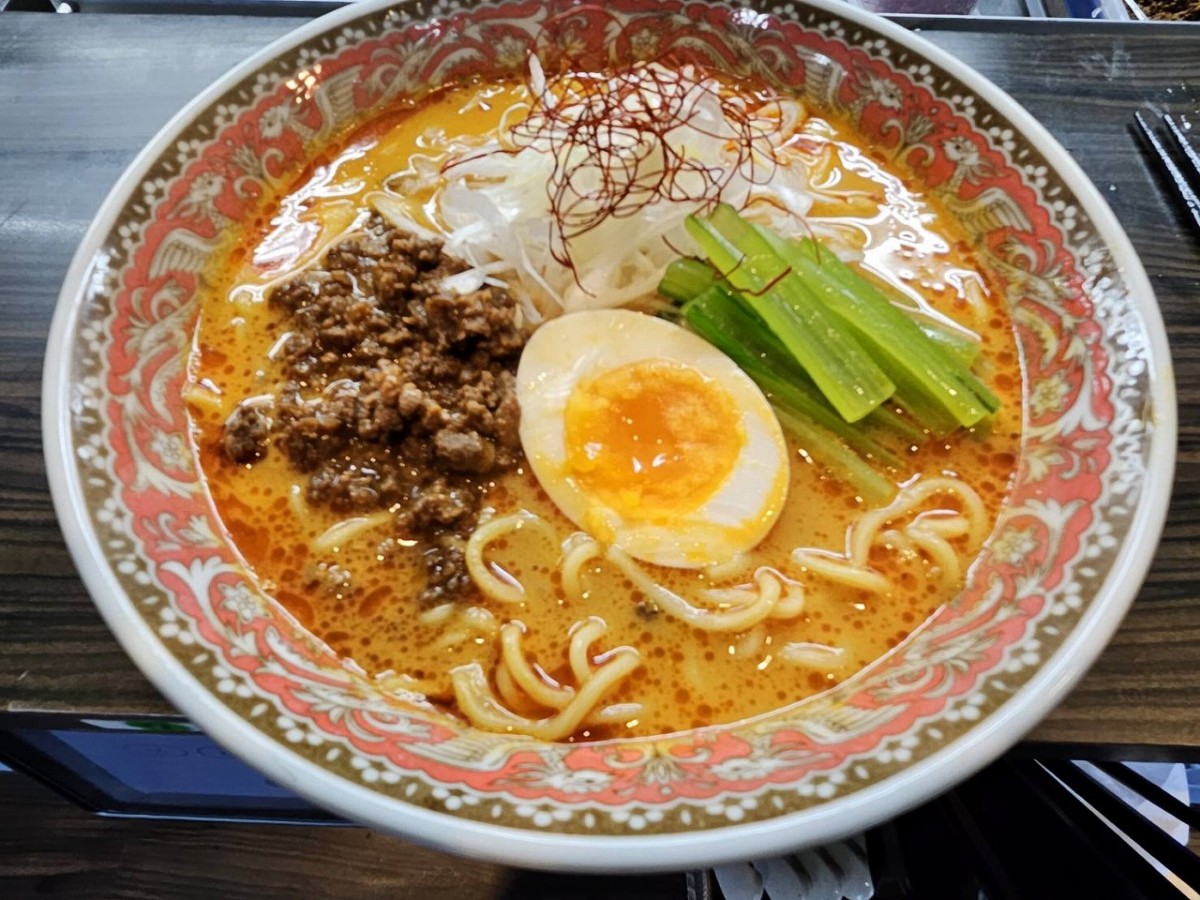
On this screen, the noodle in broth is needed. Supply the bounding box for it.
[187,65,1022,741]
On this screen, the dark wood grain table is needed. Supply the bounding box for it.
[1,11,1200,893]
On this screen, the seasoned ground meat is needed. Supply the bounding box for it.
[222,398,273,464]
[221,214,526,604]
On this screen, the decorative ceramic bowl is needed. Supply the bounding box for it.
[44,0,1174,872]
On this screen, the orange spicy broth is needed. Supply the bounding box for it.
[186,73,1022,740]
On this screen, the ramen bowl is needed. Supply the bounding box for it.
[44,0,1174,871]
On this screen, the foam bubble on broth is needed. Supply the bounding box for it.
[186,70,1023,740]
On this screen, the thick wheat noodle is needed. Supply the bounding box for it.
[791,551,892,593]
[466,511,558,603]
[288,484,307,520]
[778,641,846,667]
[418,602,456,626]
[560,532,605,601]
[488,618,643,734]
[703,569,804,621]
[432,605,498,650]
[795,478,985,593]
[312,511,394,554]
[375,671,445,697]
[494,663,527,711]
[568,616,608,684]
[700,571,806,619]
[914,513,971,539]
[181,382,223,414]
[768,580,806,619]
[589,703,642,725]
[517,526,800,631]
[604,547,786,632]
[450,649,641,741]
[499,622,574,709]
[847,477,987,565]
[703,554,750,581]
[906,525,962,586]
[435,629,469,650]
[461,604,499,634]
[880,528,918,556]
[736,624,767,658]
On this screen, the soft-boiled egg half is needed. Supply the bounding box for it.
[516,309,790,568]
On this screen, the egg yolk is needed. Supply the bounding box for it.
[563,359,745,521]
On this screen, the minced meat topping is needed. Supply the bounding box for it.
[221,214,527,605]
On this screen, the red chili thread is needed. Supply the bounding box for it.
[659,234,689,259]
[741,264,794,298]
[467,59,787,288]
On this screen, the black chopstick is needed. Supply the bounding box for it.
[1132,109,1200,238]
[1161,112,1200,188]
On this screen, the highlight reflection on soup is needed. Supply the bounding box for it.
[187,62,1021,741]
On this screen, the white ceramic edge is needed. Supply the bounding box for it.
[42,0,1177,873]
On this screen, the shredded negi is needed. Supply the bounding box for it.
[391,60,813,319]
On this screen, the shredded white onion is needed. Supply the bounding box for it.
[373,59,817,322]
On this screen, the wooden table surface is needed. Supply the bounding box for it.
[2,13,1200,758]
[0,768,695,897]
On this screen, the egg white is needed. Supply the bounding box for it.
[515,308,790,569]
